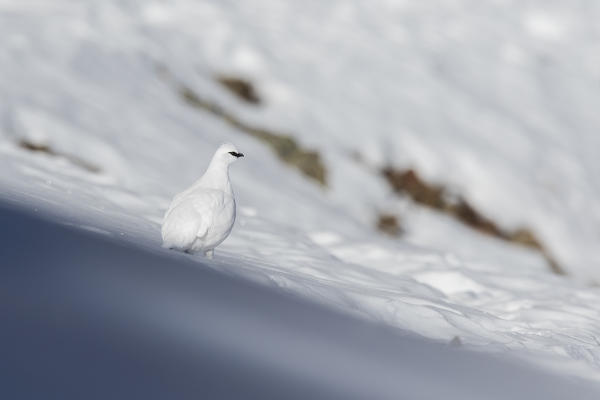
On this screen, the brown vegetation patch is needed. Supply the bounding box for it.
[179,84,326,185]
[18,140,101,173]
[382,167,565,275]
[377,214,402,237]
[217,75,261,105]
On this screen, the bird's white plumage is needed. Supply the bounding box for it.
[161,143,243,258]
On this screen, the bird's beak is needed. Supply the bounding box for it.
[236,153,244,158]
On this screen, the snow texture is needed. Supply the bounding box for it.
[3,203,600,400]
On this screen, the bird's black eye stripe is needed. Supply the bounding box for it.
[228,151,244,158]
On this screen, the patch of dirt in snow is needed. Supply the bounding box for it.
[382,167,564,275]
[158,66,327,185]
[376,213,403,237]
[216,75,261,105]
[18,139,101,174]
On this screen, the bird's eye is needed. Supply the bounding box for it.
[228,151,237,156]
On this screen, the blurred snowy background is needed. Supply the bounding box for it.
[3,0,600,383]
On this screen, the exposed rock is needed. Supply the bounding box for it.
[377,214,403,237]
[217,75,261,105]
[449,336,462,347]
[18,140,101,173]
[179,84,327,185]
[382,166,565,275]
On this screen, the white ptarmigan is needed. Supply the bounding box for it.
[161,143,244,258]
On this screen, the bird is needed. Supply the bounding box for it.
[161,142,244,259]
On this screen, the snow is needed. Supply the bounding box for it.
[3,0,600,388]
[5,205,599,400]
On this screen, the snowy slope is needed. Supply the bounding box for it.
[136,0,600,278]
[4,204,600,400]
[2,0,600,384]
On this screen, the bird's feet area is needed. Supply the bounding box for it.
[204,249,214,259]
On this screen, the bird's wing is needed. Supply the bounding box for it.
[190,190,225,237]
[189,190,226,238]
[162,191,223,248]
[163,187,195,221]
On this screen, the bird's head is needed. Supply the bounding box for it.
[214,142,244,164]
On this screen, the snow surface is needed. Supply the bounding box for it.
[5,204,600,400]
[3,0,600,384]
